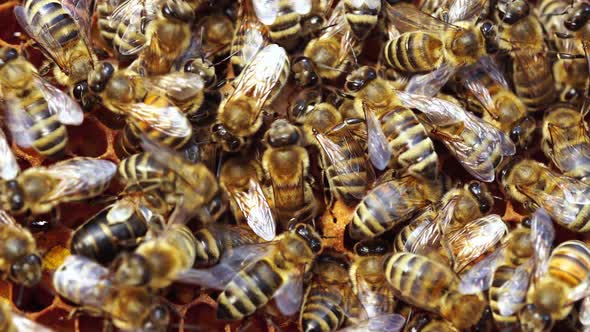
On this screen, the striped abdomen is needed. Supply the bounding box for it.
[267,5,302,49]
[350,179,425,239]
[22,0,80,49]
[384,32,443,73]
[343,0,380,40]
[217,258,285,320]
[384,252,457,314]
[96,1,119,49]
[113,14,147,59]
[455,127,503,175]
[512,53,556,111]
[53,255,113,308]
[118,152,174,191]
[70,204,149,264]
[17,87,67,158]
[300,287,346,332]
[194,226,260,267]
[489,265,521,329]
[547,241,590,291]
[380,106,439,180]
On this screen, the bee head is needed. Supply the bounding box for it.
[0,47,18,69]
[565,2,590,31]
[497,0,530,24]
[10,254,42,287]
[519,304,554,332]
[88,61,115,94]
[509,116,535,148]
[292,223,323,254]
[265,119,301,147]
[345,67,377,93]
[184,58,217,88]
[292,56,320,88]
[162,0,195,23]
[467,181,493,214]
[112,253,151,287]
[0,180,25,214]
[211,123,244,152]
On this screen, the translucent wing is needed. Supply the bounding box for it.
[33,76,84,125]
[61,0,93,50]
[547,122,590,176]
[477,56,510,89]
[14,6,70,73]
[128,103,192,138]
[233,178,276,241]
[143,72,205,102]
[274,269,305,316]
[518,183,580,227]
[338,313,406,332]
[447,0,488,22]
[497,261,532,316]
[558,173,590,205]
[226,44,288,123]
[530,208,554,279]
[460,66,501,119]
[4,98,36,148]
[405,62,459,97]
[581,296,590,326]
[0,130,19,180]
[12,313,56,332]
[112,0,152,55]
[447,214,507,272]
[0,210,18,226]
[363,103,392,171]
[383,2,459,33]
[231,0,269,70]
[43,158,117,201]
[289,0,312,15]
[349,0,382,9]
[406,199,457,254]
[253,0,280,25]
[107,198,137,223]
[176,242,274,289]
[459,249,506,293]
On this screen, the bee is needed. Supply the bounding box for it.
[382,2,496,75]
[404,313,460,332]
[213,44,290,152]
[0,46,84,159]
[193,224,263,268]
[384,251,488,330]
[262,119,318,230]
[95,0,124,51]
[109,0,159,60]
[349,174,448,240]
[15,0,96,108]
[53,255,170,331]
[541,104,590,183]
[117,148,224,225]
[343,0,381,40]
[0,157,116,216]
[349,240,398,318]
[138,0,197,75]
[111,223,196,289]
[196,13,235,58]
[253,0,312,50]
[291,56,321,88]
[230,0,270,76]
[0,211,42,287]
[0,299,55,332]
[185,223,323,321]
[500,158,590,232]
[69,195,166,264]
[344,66,440,178]
[289,88,340,144]
[219,156,276,241]
[495,0,556,111]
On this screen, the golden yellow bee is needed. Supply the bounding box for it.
[108,0,159,60]
[253,0,312,50]
[343,0,381,40]
[193,224,263,268]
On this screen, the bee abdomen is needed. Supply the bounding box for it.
[96,3,118,48]
[489,265,520,328]
[53,255,112,308]
[548,240,590,288]
[384,32,442,73]
[22,91,67,157]
[193,228,222,266]
[217,259,283,320]
[118,152,170,189]
[301,289,346,332]
[25,0,79,48]
[513,56,556,110]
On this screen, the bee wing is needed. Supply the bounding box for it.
[274,268,305,316]
[128,103,192,138]
[33,76,84,125]
[405,62,459,97]
[106,198,137,223]
[497,261,532,316]
[458,248,506,294]
[363,103,392,171]
[112,0,150,56]
[288,0,312,15]
[580,296,590,326]
[383,2,459,33]
[558,175,590,204]
[253,0,280,25]
[547,123,590,174]
[477,56,510,89]
[448,214,507,272]
[0,210,18,226]
[177,242,276,290]
[530,208,554,280]
[405,212,440,254]
[61,0,93,50]
[446,0,488,22]
[337,313,406,332]
[228,44,288,120]
[0,130,19,180]
[4,97,35,148]
[460,66,501,118]
[518,184,580,227]
[144,72,205,101]
[233,178,276,241]
[14,6,70,74]
[12,312,57,332]
[43,158,117,201]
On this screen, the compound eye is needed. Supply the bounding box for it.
[73,81,89,99]
[367,68,377,80]
[5,48,18,61]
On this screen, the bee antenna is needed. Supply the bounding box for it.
[492,194,504,201]
[212,49,240,67]
[315,63,349,74]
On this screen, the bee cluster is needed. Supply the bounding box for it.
[1,0,590,331]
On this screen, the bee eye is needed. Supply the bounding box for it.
[73,81,90,99]
[367,69,377,80]
[468,182,482,196]
[346,81,361,91]
[510,125,522,143]
[5,48,18,61]
[522,217,532,228]
[480,201,491,213]
[102,62,115,77]
[311,240,322,253]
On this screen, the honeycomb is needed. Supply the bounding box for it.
[0,0,587,331]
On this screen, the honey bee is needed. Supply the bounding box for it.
[0,211,42,287]
[495,0,557,111]
[0,46,84,159]
[112,223,196,289]
[384,251,488,330]
[404,313,460,332]
[69,195,166,264]
[15,0,96,108]
[253,0,312,50]
[230,0,270,76]
[95,0,124,52]
[193,224,263,268]
[183,223,323,321]
[219,156,276,241]
[314,119,375,207]
[289,89,341,144]
[541,104,590,183]
[213,44,290,152]
[0,157,116,216]
[500,158,590,232]
[344,0,381,40]
[109,0,159,60]
[344,66,440,178]
[117,148,225,225]
[196,13,235,58]
[262,119,318,230]
[349,174,448,240]
[0,299,55,332]
[291,56,321,88]
[53,255,170,331]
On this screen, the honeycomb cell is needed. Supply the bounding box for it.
[166,283,200,306]
[67,116,109,158]
[183,302,228,331]
[75,314,107,332]
[11,283,54,313]
[35,307,76,332]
